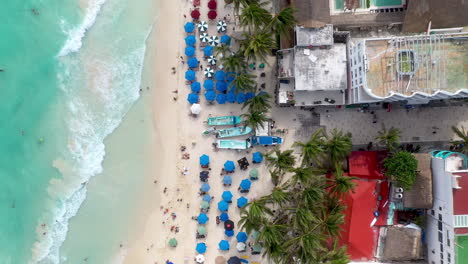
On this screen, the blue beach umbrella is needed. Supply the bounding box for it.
[220,212,229,221]
[214,71,226,81]
[185,46,195,57]
[223,175,232,185]
[185,35,196,46]
[185,70,196,81]
[199,154,210,166]
[245,92,255,100]
[216,93,226,104]
[218,200,229,212]
[203,45,214,57]
[205,90,216,101]
[237,197,248,208]
[219,240,230,251]
[201,183,211,192]
[226,72,236,82]
[220,35,231,45]
[252,152,263,163]
[196,242,207,253]
[202,194,212,202]
[236,232,248,243]
[184,22,195,33]
[237,92,246,104]
[224,160,235,172]
[222,191,233,202]
[225,230,234,237]
[226,91,236,103]
[216,81,227,92]
[188,57,199,68]
[191,81,201,93]
[187,93,199,104]
[198,213,209,224]
[240,179,251,190]
[203,79,214,90]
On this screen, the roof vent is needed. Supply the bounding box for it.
[395,187,404,193]
[394,193,403,199]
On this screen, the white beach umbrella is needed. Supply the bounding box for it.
[208,35,219,46]
[204,67,214,78]
[236,242,246,252]
[207,55,217,65]
[217,20,227,32]
[195,254,205,263]
[200,33,210,43]
[191,103,202,115]
[198,21,208,32]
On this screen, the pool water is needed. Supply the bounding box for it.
[334,0,403,10]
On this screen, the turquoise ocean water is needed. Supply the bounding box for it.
[0,0,156,263]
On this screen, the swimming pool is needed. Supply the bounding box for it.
[334,0,403,11]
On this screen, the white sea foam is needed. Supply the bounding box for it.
[58,0,107,57]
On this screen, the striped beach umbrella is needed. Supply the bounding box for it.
[198,21,208,32]
[200,33,209,43]
[204,67,214,78]
[217,20,227,32]
[208,35,219,46]
[207,55,217,65]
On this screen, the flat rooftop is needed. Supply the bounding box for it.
[295,25,334,46]
[364,33,468,98]
[294,45,348,91]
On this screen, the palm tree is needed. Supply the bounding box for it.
[375,124,401,152]
[230,72,256,92]
[214,44,231,58]
[324,128,353,167]
[226,0,259,15]
[265,148,296,185]
[451,125,468,154]
[239,2,271,32]
[239,31,276,62]
[266,187,289,206]
[327,167,356,197]
[242,92,271,113]
[220,52,246,72]
[293,128,325,166]
[241,110,269,131]
[267,7,297,39]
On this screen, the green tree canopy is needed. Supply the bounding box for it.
[375,125,401,152]
[451,125,468,155]
[384,151,418,189]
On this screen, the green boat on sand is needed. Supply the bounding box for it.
[217,140,251,150]
[207,116,242,126]
[217,126,252,138]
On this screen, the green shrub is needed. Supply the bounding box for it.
[384,151,418,189]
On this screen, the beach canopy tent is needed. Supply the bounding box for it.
[220,35,231,45]
[203,45,214,56]
[200,32,209,42]
[203,79,214,90]
[185,70,196,81]
[201,201,210,209]
[198,21,208,32]
[190,103,201,115]
[220,212,229,221]
[216,81,227,93]
[185,35,196,46]
[187,93,199,104]
[223,175,232,185]
[227,257,241,264]
[224,219,234,231]
[224,160,235,172]
[239,179,251,190]
[205,90,216,101]
[197,226,207,235]
[202,194,212,202]
[208,0,217,9]
[216,93,226,104]
[236,242,246,252]
[188,57,199,68]
[185,46,195,57]
[217,20,227,32]
[208,55,217,65]
[168,238,178,247]
[249,168,259,180]
[236,92,246,104]
[226,92,236,103]
[226,72,236,82]
[191,81,201,93]
[252,152,263,163]
[198,213,209,224]
[199,171,209,182]
[237,197,248,208]
[184,22,195,33]
[236,232,248,243]
[196,242,207,253]
[199,154,210,166]
[208,10,217,20]
[215,71,225,81]
[245,92,255,100]
[215,256,226,264]
[195,254,205,264]
[208,35,220,46]
[219,240,230,251]
[204,67,214,78]
[222,191,233,202]
[218,200,229,212]
[225,229,234,237]
[200,183,210,192]
[191,9,200,19]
